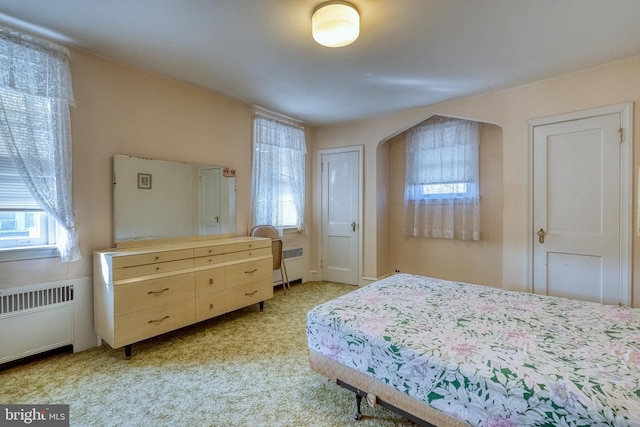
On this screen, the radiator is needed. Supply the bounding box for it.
[0,277,94,364]
[274,246,306,284]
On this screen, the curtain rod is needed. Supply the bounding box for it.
[252,106,305,128]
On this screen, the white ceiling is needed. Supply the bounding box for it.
[1,0,640,124]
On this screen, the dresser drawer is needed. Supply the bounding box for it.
[226,281,273,312]
[224,239,271,254]
[112,248,194,268]
[225,258,272,287]
[194,245,224,258]
[195,267,226,295]
[223,247,271,262]
[194,254,224,267]
[113,299,195,347]
[113,258,194,281]
[114,273,195,316]
[195,290,226,322]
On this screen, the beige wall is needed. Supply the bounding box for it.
[313,55,640,305]
[3,45,640,308]
[0,48,314,289]
[385,122,503,287]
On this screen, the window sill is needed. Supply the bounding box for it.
[411,198,476,205]
[0,246,57,262]
[282,227,302,234]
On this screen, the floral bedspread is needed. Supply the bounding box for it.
[307,273,640,426]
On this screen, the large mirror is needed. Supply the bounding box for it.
[113,155,236,243]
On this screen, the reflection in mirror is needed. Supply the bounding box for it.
[113,155,236,243]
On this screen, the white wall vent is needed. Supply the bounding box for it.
[0,277,95,364]
[275,246,306,284]
[1,284,73,315]
[283,247,303,260]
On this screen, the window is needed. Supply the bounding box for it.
[250,115,306,230]
[404,116,480,240]
[0,88,55,251]
[0,26,79,261]
[0,212,52,248]
[419,182,469,198]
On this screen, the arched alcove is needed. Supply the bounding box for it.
[376,115,504,286]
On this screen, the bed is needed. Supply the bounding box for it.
[307,273,640,426]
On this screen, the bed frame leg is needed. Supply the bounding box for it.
[336,378,434,426]
[354,394,362,420]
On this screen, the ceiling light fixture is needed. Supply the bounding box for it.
[312,1,360,48]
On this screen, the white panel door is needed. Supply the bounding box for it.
[321,148,361,285]
[199,167,222,235]
[532,113,622,304]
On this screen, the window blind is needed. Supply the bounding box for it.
[0,147,40,210]
[0,87,43,210]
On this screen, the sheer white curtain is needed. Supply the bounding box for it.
[250,115,306,231]
[404,117,480,240]
[0,26,80,261]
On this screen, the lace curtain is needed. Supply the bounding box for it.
[250,115,306,231]
[404,117,480,240]
[0,26,80,261]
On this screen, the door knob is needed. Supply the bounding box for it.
[537,228,545,244]
[351,222,356,232]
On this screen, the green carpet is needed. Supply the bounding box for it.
[0,281,415,426]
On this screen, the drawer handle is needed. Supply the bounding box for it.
[148,315,170,324]
[245,290,258,296]
[208,249,213,254]
[155,256,160,261]
[209,278,214,285]
[209,303,214,309]
[244,269,258,274]
[148,288,170,295]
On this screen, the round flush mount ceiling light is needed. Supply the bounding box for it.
[312,1,360,48]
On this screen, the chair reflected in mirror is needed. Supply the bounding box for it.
[250,225,290,294]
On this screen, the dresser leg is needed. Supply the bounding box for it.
[259,301,264,311]
[124,344,133,360]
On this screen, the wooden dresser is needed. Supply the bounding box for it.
[93,236,272,358]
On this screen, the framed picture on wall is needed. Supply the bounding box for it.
[137,173,152,189]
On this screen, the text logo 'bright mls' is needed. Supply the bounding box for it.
[1,405,69,426]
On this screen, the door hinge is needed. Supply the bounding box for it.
[619,128,623,143]
[321,162,323,173]
[320,259,323,269]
